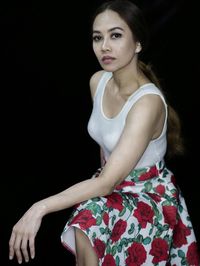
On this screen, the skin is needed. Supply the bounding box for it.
[9,10,165,265]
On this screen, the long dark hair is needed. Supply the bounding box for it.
[92,0,184,158]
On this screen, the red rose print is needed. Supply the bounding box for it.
[186,242,200,266]
[146,192,161,203]
[163,205,177,229]
[134,202,154,228]
[69,209,96,230]
[171,175,176,185]
[103,212,109,226]
[173,219,191,248]
[139,165,158,181]
[155,184,165,195]
[115,181,135,190]
[125,242,147,265]
[106,192,124,212]
[102,254,116,266]
[111,219,127,242]
[150,238,169,263]
[132,193,139,198]
[94,238,106,259]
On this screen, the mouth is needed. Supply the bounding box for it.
[101,56,115,64]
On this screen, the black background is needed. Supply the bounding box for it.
[1,0,199,265]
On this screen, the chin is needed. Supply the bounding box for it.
[101,65,119,72]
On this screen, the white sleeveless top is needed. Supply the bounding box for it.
[87,71,168,169]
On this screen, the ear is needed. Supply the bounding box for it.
[135,42,142,54]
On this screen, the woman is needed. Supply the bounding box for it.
[9,0,199,265]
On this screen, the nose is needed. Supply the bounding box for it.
[101,39,111,52]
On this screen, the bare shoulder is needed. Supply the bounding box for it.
[135,94,164,111]
[89,70,105,100]
[128,94,165,123]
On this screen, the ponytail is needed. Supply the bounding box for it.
[138,60,184,158]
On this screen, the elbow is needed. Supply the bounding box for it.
[101,182,115,196]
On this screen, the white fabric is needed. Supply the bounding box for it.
[87,71,168,169]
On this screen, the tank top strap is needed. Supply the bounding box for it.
[124,84,168,139]
[124,84,168,116]
[94,71,113,101]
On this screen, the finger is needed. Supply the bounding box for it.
[29,235,35,259]
[9,231,16,260]
[14,234,23,264]
[21,235,29,263]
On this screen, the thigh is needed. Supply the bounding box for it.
[75,228,98,266]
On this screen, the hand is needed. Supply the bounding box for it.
[9,203,45,264]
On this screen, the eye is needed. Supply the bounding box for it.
[111,32,122,39]
[92,35,102,42]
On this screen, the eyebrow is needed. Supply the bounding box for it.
[92,27,124,34]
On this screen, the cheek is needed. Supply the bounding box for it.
[93,45,100,58]
[118,42,135,57]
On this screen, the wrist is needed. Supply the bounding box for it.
[32,201,48,217]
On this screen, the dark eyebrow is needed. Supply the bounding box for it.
[92,27,124,34]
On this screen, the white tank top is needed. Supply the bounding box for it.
[87,71,168,169]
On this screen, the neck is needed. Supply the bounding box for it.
[112,61,144,96]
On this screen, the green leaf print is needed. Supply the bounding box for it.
[155,230,162,237]
[143,194,150,201]
[120,238,128,247]
[112,215,116,225]
[163,195,173,202]
[143,237,151,245]
[164,235,170,242]
[112,246,117,256]
[119,207,126,217]
[149,226,154,235]
[154,217,158,226]
[92,197,100,202]
[128,223,135,234]
[162,200,171,206]
[103,204,108,211]
[163,224,170,230]
[157,213,163,221]
[106,244,111,254]
[105,227,110,235]
[136,234,143,243]
[178,250,185,258]
[116,255,120,266]
[171,197,178,206]
[92,232,97,240]
[87,202,101,215]
[181,258,187,265]
[170,189,177,194]
[127,238,134,243]
[159,161,163,168]
[130,168,145,180]
[186,216,191,222]
[100,228,106,234]
[163,169,168,178]
[117,244,122,253]
[127,204,134,212]
[144,181,153,192]
[96,216,102,226]
[151,201,160,218]
[178,204,183,213]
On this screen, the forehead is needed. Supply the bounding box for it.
[93,10,128,31]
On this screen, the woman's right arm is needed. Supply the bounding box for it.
[8,70,106,265]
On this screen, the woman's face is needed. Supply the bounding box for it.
[92,10,141,72]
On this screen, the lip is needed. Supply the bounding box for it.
[101,56,115,64]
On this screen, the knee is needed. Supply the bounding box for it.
[75,227,98,266]
[75,228,87,265]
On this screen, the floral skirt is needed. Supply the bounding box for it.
[61,160,199,265]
